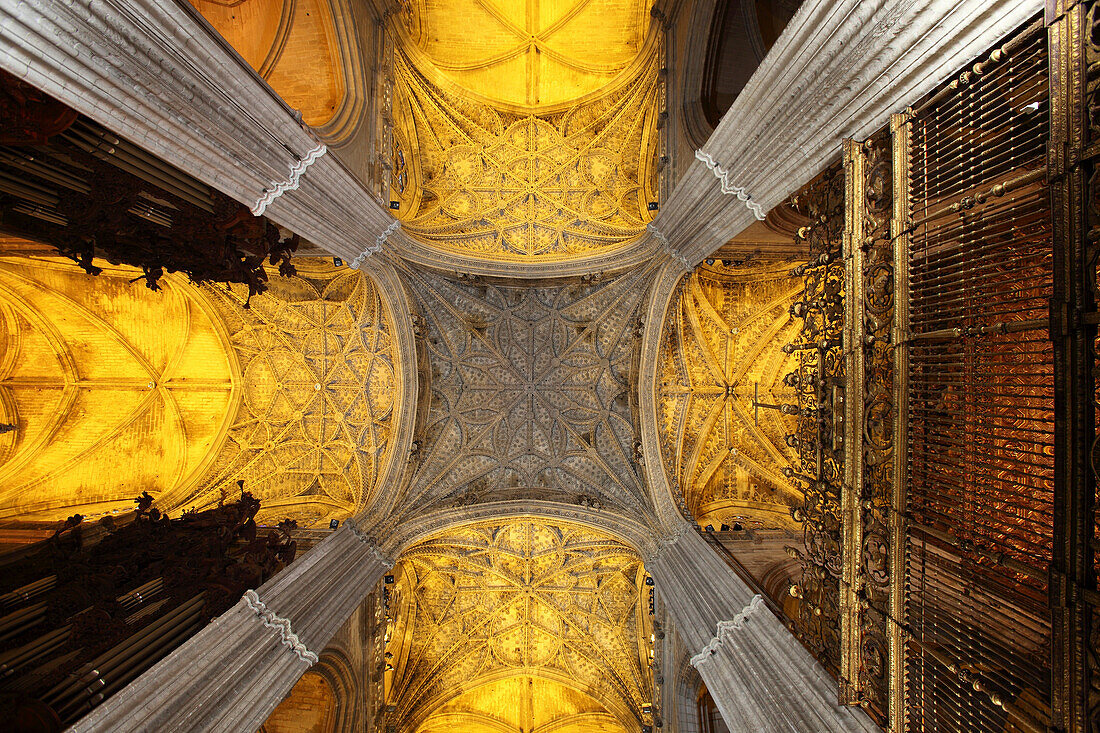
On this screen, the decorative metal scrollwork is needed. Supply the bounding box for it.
[856,129,895,720]
[786,162,846,674]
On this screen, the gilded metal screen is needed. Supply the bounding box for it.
[904,20,1053,733]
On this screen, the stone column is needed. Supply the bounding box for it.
[647,524,879,732]
[0,0,396,264]
[653,0,1039,266]
[68,522,392,733]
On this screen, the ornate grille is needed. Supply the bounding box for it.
[786,162,846,678]
[903,19,1053,733]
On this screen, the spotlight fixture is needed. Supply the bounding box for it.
[704,258,715,265]
[389,200,401,210]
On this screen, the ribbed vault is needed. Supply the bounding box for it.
[388,0,662,266]
[0,254,400,528]
[397,266,656,520]
[656,260,803,529]
[385,518,653,732]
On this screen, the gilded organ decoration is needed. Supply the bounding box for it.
[385,520,652,733]
[656,261,802,529]
[0,255,395,529]
[401,268,651,514]
[389,0,661,260]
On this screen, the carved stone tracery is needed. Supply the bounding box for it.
[400,268,653,518]
[386,519,653,733]
[388,0,661,262]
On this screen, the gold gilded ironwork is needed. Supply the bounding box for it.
[1050,2,1100,729]
[843,128,896,723]
[786,162,846,678]
[888,111,910,733]
[840,138,865,707]
[656,260,803,530]
[385,519,652,733]
[388,0,660,260]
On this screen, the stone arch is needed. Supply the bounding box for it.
[379,500,661,559]
[311,648,362,733]
[186,0,369,141]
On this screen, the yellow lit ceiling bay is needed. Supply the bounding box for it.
[402,0,654,109]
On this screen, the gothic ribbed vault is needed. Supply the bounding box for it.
[386,518,653,732]
[398,265,657,521]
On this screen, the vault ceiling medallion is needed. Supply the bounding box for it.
[400,267,653,518]
[387,520,652,732]
[657,262,803,528]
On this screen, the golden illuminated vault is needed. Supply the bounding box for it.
[385,519,653,733]
[0,255,396,529]
[389,0,661,260]
[657,261,804,529]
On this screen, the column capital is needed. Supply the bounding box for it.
[344,518,395,569]
[242,590,319,665]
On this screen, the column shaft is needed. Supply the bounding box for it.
[648,525,879,732]
[68,525,390,732]
[0,0,394,262]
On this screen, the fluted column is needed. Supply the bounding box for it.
[0,0,396,264]
[68,522,392,732]
[655,0,1039,265]
[647,524,878,732]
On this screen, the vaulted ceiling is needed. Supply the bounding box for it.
[0,253,400,528]
[657,260,802,529]
[389,0,662,264]
[397,266,656,521]
[386,519,654,732]
[0,0,813,728]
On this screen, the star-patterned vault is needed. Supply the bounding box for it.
[400,267,653,517]
[193,259,397,527]
[657,260,803,529]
